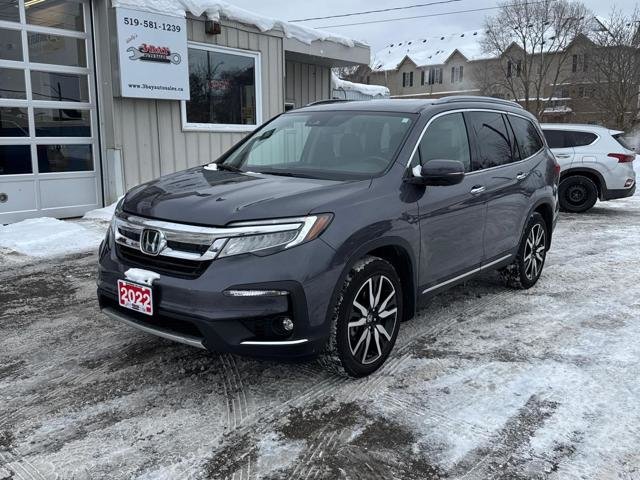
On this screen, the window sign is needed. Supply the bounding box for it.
[115,7,189,100]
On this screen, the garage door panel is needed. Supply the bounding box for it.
[0,179,37,213]
[39,176,98,209]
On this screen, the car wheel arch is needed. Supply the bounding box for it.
[560,168,605,198]
[325,237,418,326]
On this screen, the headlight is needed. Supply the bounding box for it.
[217,213,333,258]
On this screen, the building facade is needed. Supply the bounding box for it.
[353,30,639,128]
[0,0,369,224]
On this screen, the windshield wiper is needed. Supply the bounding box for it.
[257,170,316,179]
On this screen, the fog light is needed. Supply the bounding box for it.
[281,317,294,332]
[625,179,635,188]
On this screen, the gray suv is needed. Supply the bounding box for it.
[98,96,559,377]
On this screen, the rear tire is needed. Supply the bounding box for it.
[324,256,402,377]
[559,175,598,213]
[501,212,548,290]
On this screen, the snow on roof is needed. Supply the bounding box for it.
[111,0,359,47]
[331,72,389,98]
[371,30,487,71]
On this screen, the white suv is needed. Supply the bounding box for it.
[541,123,636,212]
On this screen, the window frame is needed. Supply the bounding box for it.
[180,41,263,133]
[414,111,472,172]
[406,108,545,174]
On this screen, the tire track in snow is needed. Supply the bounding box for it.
[0,448,47,480]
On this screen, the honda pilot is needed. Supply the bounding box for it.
[98,96,559,377]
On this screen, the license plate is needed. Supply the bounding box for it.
[117,279,153,316]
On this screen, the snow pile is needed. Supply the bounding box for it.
[0,217,104,258]
[111,0,358,47]
[82,200,119,223]
[331,72,389,98]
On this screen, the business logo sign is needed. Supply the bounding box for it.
[127,44,182,64]
[115,7,189,100]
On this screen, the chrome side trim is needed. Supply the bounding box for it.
[421,254,512,294]
[240,339,309,346]
[102,307,206,349]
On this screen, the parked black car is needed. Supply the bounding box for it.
[98,96,559,377]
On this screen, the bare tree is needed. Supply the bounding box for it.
[588,9,640,130]
[481,0,591,117]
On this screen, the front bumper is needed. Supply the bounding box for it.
[97,230,341,358]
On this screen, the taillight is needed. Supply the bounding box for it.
[607,153,636,163]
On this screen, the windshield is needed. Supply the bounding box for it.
[220,111,416,180]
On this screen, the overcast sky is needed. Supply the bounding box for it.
[231,0,639,53]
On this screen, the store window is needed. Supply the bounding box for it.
[182,43,262,132]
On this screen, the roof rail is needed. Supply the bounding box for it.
[433,95,523,109]
[305,99,354,107]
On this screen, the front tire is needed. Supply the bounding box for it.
[325,256,402,377]
[501,212,548,289]
[559,175,598,213]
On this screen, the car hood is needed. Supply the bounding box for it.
[122,166,370,226]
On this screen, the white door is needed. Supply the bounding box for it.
[0,0,101,224]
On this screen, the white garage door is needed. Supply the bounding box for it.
[0,0,101,224]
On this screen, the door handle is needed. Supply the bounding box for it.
[555,153,571,159]
[515,172,527,180]
[470,185,486,195]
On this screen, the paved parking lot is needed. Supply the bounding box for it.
[1,192,639,480]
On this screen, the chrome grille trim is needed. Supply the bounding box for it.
[113,213,306,262]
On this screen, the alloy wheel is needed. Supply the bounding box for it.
[523,223,546,281]
[348,275,398,365]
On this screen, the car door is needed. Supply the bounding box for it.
[464,111,539,263]
[542,129,575,168]
[413,111,487,293]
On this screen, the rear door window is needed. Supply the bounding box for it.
[417,112,471,171]
[543,129,597,148]
[508,115,544,158]
[466,111,514,170]
[569,131,597,147]
[542,129,568,148]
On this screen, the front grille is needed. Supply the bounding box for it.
[116,244,211,278]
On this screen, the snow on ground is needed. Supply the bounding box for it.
[0,217,104,259]
[0,191,639,479]
[0,202,115,266]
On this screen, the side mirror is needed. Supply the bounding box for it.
[406,159,465,186]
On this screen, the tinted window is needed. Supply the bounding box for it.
[186,47,257,126]
[509,116,544,158]
[0,28,22,61]
[0,67,26,99]
[418,113,471,171]
[34,108,91,137]
[37,144,93,173]
[543,130,567,149]
[467,111,513,170]
[31,71,89,102]
[570,131,597,147]
[0,107,28,136]
[28,33,87,67]
[0,145,32,175]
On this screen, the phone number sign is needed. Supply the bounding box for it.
[115,7,190,100]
